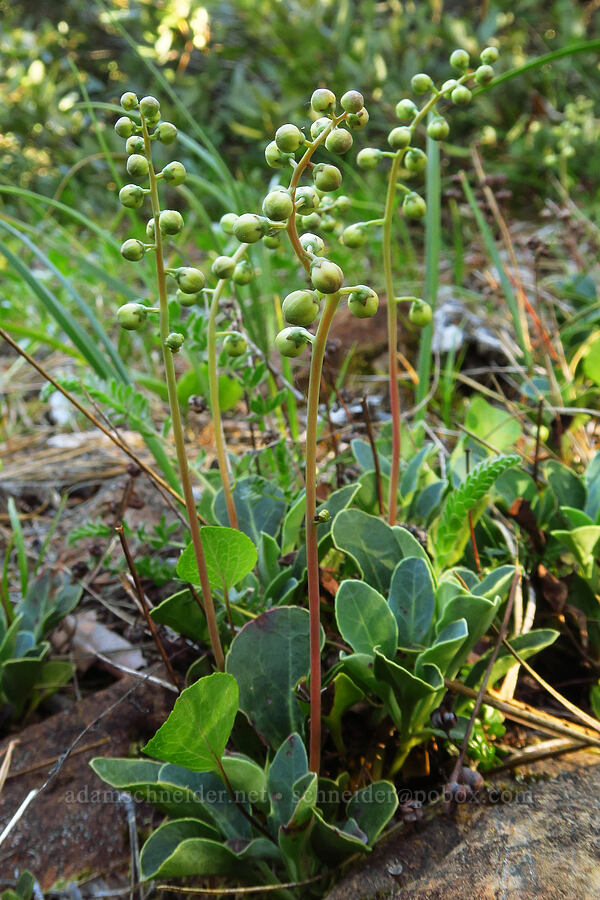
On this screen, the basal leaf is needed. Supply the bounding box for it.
[388,557,435,646]
[335,581,398,658]
[177,527,257,592]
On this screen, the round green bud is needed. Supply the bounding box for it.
[347,107,369,129]
[155,121,178,144]
[475,64,494,85]
[427,117,450,141]
[114,116,135,139]
[320,215,336,233]
[126,153,149,178]
[212,255,236,279]
[232,260,254,285]
[119,183,144,209]
[117,302,147,331]
[275,326,311,358]
[120,92,138,111]
[313,162,342,192]
[356,147,382,170]
[409,299,433,327]
[220,212,238,235]
[411,73,433,94]
[262,188,294,221]
[451,85,472,106]
[177,289,203,308]
[310,256,344,294]
[311,88,336,114]
[146,217,156,240]
[161,161,186,185]
[139,95,160,120]
[159,209,184,235]
[233,213,269,243]
[395,98,418,121]
[224,333,247,357]
[403,191,427,219]
[314,509,330,523]
[275,123,304,153]
[120,238,145,261]
[450,48,470,70]
[175,267,206,293]
[325,128,353,154]
[441,79,459,92]
[282,289,321,326]
[348,285,379,319]
[480,46,499,65]
[388,126,411,150]
[299,212,322,230]
[126,135,145,154]
[265,140,292,169]
[335,195,351,213]
[299,232,325,254]
[165,332,185,352]
[342,223,368,248]
[340,90,364,114]
[310,117,331,140]
[296,185,321,212]
[263,234,282,250]
[404,147,427,173]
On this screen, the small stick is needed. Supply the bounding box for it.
[361,397,384,516]
[533,397,544,484]
[116,525,180,692]
[465,448,481,574]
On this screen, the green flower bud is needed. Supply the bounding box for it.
[120,92,138,111]
[159,209,184,235]
[450,48,470,70]
[404,147,427,173]
[211,256,236,279]
[262,188,294,221]
[139,95,160,120]
[175,267,205,293]
[119,183,144,209]
[224,332,247,357]
[275,326,311,358]
[310,256,344,294]
[475,64,495,85]
[311,88,336,114]
[325,128,353,154]
[395,98,418,121]
[299,232,325,254]
[480,46,499,65]
[348,285,379,319]
[117,302,147,331]
[282,289,321,326]
[427,117,450,141]
[335,195,352,213]
[310,117,331,140]
[263,234,282,250]
[441,79,459,92]
[146,217,156,240]
[403,191,427,219]
[409,299,433,327]
[275,123,304,153]
[177,288,203,308]
[120,238,145,261]
[342,222,368,248]
[265,140,292,169]
[165,332,185,352]
[299,212,322,230]
[340,90,364,114]
[296,186,320,212]
[357,147,382,170]
[320,214,336,233]
[114,116,135,139]
[161,161,186,185]
[155,122,177,144]
[313,162,342,192]
[411,73,433,94]
[451,85,472,106]
[347,107,369,129]
[126,135,145,154]
[314,509,330,523]
[388,126,411,150]
[220,212,238,235]
[233,213,269,243]
[127,153,149,177]
[232,260,254,285]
